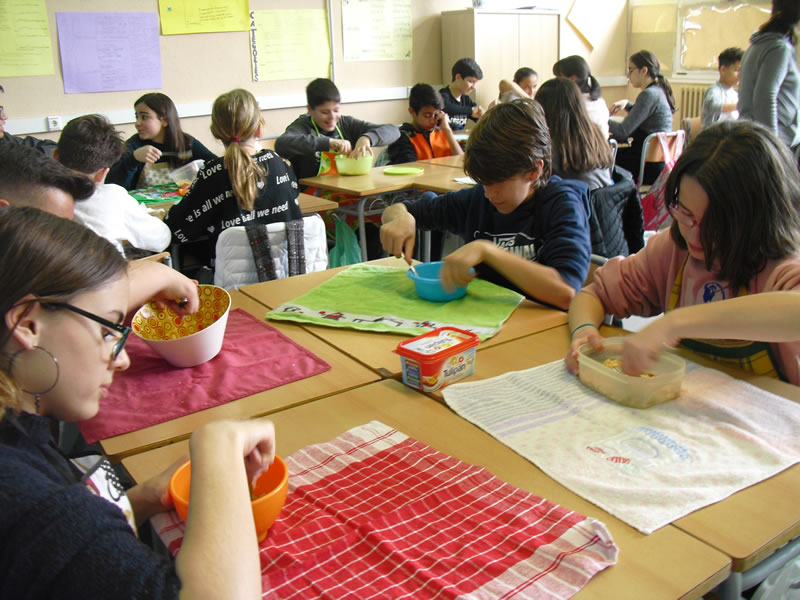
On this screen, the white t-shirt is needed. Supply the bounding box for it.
[74,183,172,256]
[585,94,610,140]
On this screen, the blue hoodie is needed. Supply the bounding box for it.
[403,175,591,302]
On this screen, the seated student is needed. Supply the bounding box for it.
[385,84,463,165]
[491,67,539,107]
[553,55,610,139]
[0,143,198,316]
[275,78,400,180]
[535,78,614,191]
[107,92,217,191]
[565,120,800,384]
[701,47,743,129]
[380,99,591,310]
[166,88,303,261]
[0,143,94,219]
[0,85,57,157]
[55,114,171,257]
[0,205,275,599]
[439,58,486,131]
[608,50,676,185]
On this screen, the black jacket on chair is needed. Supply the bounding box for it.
[588,166,644,259]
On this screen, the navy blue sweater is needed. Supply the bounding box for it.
[0,412,180,599]
[404,175,591,301]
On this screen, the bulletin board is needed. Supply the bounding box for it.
[1,0,467,138]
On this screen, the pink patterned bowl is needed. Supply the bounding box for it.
[131,284,231,368]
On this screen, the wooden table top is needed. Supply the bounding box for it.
[123,379,729,600]
[239,257,568,377]
[446,324,800,575]
[417,155,465,169]
[411,166,474,194]
[299,163,461,196]
[99,290,379,461]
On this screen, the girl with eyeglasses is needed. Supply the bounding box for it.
[565,120,800,383]
[608,50,676,185]
[0,206,276,598]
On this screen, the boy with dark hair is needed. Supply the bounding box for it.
[439,58,486,131]
[55,114,170,256]
[275,77,400,180]
[385,83,463,165]
[701,47,744,128]
[380,99,591,310]
[0,143,94,219]
[0,84,58,157]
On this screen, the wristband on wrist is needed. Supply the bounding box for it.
[570,322,598,339]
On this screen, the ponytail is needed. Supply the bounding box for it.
[210,89,267,212]
[654,73,677,114]
[586,74,602,101]
[223,142,265,212]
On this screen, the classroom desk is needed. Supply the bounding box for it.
[437,324,800,598]
[138,192,338,220]
[98,290,379,461]
[239,256,568,378]
[410,166,474,194]
[123,379,730,600]
[417,154,465,169]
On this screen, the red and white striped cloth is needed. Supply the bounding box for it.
[153,422,617,598]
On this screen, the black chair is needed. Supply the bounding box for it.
[588,166,644,259]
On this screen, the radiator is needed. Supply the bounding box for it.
[678,85,706,121]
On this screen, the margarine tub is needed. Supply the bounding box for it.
[394,327,479,392]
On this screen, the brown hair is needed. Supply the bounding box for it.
[535,78,612,174]
[761,0,800,44]
[209,89,267,212]
[134,93,191,168]
[630,50,676,113]
[667,120,800,289]
[56,114,124,174]
[0,206,127,411]
[464,98,551,187]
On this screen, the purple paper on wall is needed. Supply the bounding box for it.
[56,12,162,94]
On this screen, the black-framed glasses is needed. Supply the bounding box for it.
[42,302,130,360]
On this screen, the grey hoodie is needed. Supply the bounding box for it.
[738,31,800,151]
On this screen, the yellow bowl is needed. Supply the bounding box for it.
[334,153,374,175]
[131,284,231,367]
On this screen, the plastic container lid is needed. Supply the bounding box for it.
[394,327,479,361]
[577,337,685,409]
[384,166,425,176]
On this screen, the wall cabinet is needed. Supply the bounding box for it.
[441,8,560,111]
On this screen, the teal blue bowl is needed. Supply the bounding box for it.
[407,261,470,302]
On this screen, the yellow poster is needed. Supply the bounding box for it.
[342,0,412,62]
[158,0,249,35]
[250,10,330,82]
[0,0,54,77]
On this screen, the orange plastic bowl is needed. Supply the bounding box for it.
[169,456,289,542]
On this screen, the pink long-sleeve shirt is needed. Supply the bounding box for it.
[585,230,800,385]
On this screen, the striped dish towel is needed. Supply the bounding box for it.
[153,421,617,599]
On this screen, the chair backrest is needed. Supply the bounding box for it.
[637,130,685,192]
[608,139,618,170]
[680,116,702,145]
[213,214,329,289]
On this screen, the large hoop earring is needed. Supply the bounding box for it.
[8,346,60,414]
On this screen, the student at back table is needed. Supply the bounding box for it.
[701,47,743,128]
[380,99,591,310]
[275,78,400,180]
[440,58,486,132]
[55,114,171,257]
[385,83,463,165]
[0,85,57,157]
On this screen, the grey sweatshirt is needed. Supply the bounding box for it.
[275,114,400,179]
[608,84,672,141]
[738,31,800,151]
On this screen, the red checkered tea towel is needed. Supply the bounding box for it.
[153,422,617,599]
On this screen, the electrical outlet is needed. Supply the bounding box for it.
[47,116,63,131]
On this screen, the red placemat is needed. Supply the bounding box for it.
[153,422,617,599]
[78,309,330,444]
